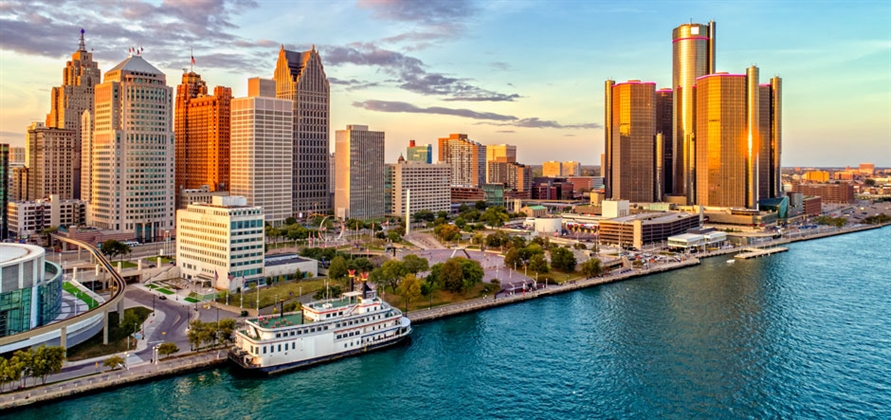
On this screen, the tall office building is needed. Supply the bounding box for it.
[174,71,232,197]
[274,46,330,217]
[26,122,77,200]
[9,147,25,166]
[759,77,782,199]
[694,68,761,209]
[485,143,516,183]
[655,88,673,196]
[335,125,386,220]
[488,161,532,194]
[406,140,432,164]
[672,21,715,202]
[88,54,175,241]
[542,161,562,178]
[438,134,486,187]
[562,161,581,177]
[604,80,656,203]
[230,82,293,225]
[0,144,8,240]
[45,30,101,200]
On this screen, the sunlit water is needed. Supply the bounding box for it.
[8,227,890,419]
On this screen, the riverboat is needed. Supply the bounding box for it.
[229,289,412,375]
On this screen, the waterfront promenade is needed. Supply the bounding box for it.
[0,350,226,411]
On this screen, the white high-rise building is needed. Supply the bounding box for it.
[176,196,265,291]
[334,125,385,220]
[386,159,450,217]
[88,54,175,242]
[229,82,293,225]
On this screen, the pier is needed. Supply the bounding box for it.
[735,247,789,259]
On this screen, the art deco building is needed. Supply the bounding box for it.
[274,46,330,216]
[230,83,293,225]
[406,140,432,164]
[604,80,656,203]
[175,71,232,200]
[88,54,175,241]
[672,21,715,202]
[26,122,77,200]
[335,125,386,220]
[542,161,562,178]
[45,30,101,200]
[386,159,451,217]
[694,68,761,209]
[438,134,486,187]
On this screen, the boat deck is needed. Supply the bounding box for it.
[250,313,307,329]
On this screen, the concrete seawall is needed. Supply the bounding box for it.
[0,351,227,411]
[407,258,702,324]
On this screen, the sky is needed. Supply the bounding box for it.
[0,0,889,167]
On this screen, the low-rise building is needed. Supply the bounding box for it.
[520,205,548,218]
[790,181,855,204]
[264,253,318,282]
[176,196,265,291]
[599,212,700,249]
[7,195,86,240]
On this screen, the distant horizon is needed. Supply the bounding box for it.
[1,1,889,166]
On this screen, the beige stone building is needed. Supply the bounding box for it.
[335,125,386,220]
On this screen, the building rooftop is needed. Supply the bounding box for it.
[605,212,697,225]
[106,54,163,75]
[265,253,314,267]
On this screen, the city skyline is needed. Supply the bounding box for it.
[0,0,889,167]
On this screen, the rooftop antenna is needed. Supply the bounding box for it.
[79,28,86,51]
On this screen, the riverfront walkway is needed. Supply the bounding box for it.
[0,350,227,411]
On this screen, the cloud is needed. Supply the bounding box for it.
[489,62,510,71]
[496,130,516,133]
[0,0,264,72]
[353,100,599,130]
[353,100,516,121]
[359,0,478,50]
[325,43,520,101]
[329,77,381,91]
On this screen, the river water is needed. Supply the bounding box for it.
[9,227,891,419]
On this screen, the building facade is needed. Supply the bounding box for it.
[790,181,855,204]
[45,30,101,200]
[655,88,673,196]
[26,122,77,201]
[274,46,331,216]
[406,140,432,164]
[0,244,62,338]
[10,147,25,166]
[386,160,451,217]
[7,195,86,239]
[604,80,657,203]
[0,144,7,240]
[88,54,175,242]
[177,185,230,210]
[486,144,517,182]
[438,134,486,187]
[488,161,532,194]
[175,72,232,199]
[562,161,581,177]
[229,92,294,225]
[334,125,386,220]
[176,196,265,291]
[758,77,783,200]
[542,161,562,178]
[672,21,716,202]
[694,68,761,209]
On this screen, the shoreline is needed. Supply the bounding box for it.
[1,222,886,410]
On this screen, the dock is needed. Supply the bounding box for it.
[735,247,789,259]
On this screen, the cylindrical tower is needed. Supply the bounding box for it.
[672,21,715,203]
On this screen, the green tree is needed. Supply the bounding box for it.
[458,203,470,212]
[285,217,298,225]
[550,247,577,272]
[348,257,374,272]
[402,254,430,274]
[434,224,461,242]
[474,200,488,211]
[529,253,550,273]
[397,274,423,312]
[41,225,59,248]
[439,258,465,293]
[104,355,125,371]
[217,318,237,345]
[454,216,467,229]
[427,263,443,288]
[458,258,484,291]
[13,348,33,388]
[436,211,450,220]
[480,206,509,227]
[120,310,142,337]
[314,285,343,300]
[158,342,179,359]
[100,239,131,263]
[486,231,509,248]
[377,260,407,293]
[4,353,26,389]
[503,248,522,269]
[414,210,435,222]
[580,258,604,278]
[387,230,402,242]
[508,235,527,250]
[328,256,349,279]
[31,345,65,385]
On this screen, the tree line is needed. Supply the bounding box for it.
[0,345,65,391]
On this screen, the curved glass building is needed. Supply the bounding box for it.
[0,244,62,337]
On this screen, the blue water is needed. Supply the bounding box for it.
[8,228,891,419]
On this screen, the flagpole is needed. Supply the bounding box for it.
[190,46,193,72]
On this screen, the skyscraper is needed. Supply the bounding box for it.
[438,134,486,187]
[759,77,782,199]
[604,80,656,203]
[335,125,386,220]
[0,144,8,240]
[230,82,293,225]
[488,161,532,195]
[45,30,101,200]
[174,71,232,197]
[694,68,761,209]
[406,140,432,164]
[655,88,673,196]
[274,46,330,217]
[89,54,175,241]
[672,21,715,203]
[485,144,516,182]
[26,122,77,200]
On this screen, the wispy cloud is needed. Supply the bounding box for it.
[496,130,516,133]
[353,100,599,129]
[326,43,520,101]
[359,0,477,49]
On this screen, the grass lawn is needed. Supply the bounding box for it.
[220,278,330,309]
[66,306,153,361]
[534,270,583,285]
[385,282,500,313]
[146,284,158,289]
[62,282,100,309]
[156,288,175,295]
[184,297,199,303]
